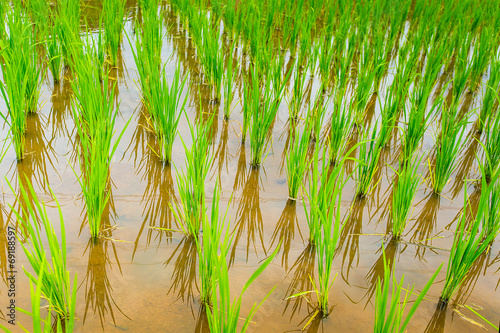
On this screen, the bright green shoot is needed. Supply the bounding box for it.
[7,178,77,329]
[477,58,500,133]
[356,124,382,198]
[173,117,213,237]
[391,155,422,240]
[45,19,63,83]
[196,180,232,305]
[329,84,353,166]
[103,0,126,66]
[430,105,467,194]
[206,241,280,332]
[286,125,311,200]
[374,245,442,333]
[144,62,188,164]
[484,113,500,181]
[440,172,499,303]
[249,72,286,167]
[71,49,128,239]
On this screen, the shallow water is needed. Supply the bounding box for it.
[1,2,499,333]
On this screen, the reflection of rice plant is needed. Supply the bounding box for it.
[9,179,77,329]
[374,245,442,332]
[440,173,499,304]
[223,42,238,120]
[391,155,422,240]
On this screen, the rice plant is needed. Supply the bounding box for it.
[299,144,349,316]
[197,180,231,305]
[206,239,279,332]
[144,62,188,164]
[374,246,442,333]
[249,73,285,167]
[58,0,81,68]
[289,64,307,123]
[8,179,77,328]
[430,105,467,194]
[45,19,63,83]
[378,82,401,148]
[484,113,500,181]
[356,124,382,198]
[103,0,126,66]
[477,58,500,133]
[0,43,28,160]
[173,117,213,237]
[440,173,500,304]
[286,125,311,200]
[468,28,494,93]
[223,42,238,120]
[390,155,422,240]
[70,49,127,240]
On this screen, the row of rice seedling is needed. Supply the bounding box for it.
[6,180,77,330]
[70,37,127,240]
[440,170,500,304]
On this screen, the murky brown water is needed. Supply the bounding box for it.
[1,2,500,332]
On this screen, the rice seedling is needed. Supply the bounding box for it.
[440,173,499,304]
[70,49,128,240]
[356,124,382,198]
[374,246,442,333]
[58,0,81,68]
[477,58,500,133]
[197,16,224,101]
[206,238,279,332]
[144,62,188,164]
[223,42,238,120]
[390,155,422,240]
[483,113,500,181]
[468,28,494,93]
[328,92,353,166]
[196,180,231,305]
[45,19,63,83]
[173,117,213,237]
[401,85,441,165]
[286,125,311,200]
[378,82,402,149]
[103,0,126,66]
[288,63,308,123]
[0,47,28,161]
[249,72,286,167]
[7,178,77,328]
[352,41,378,126]
[297,143,350,316]
[430,104,467,194]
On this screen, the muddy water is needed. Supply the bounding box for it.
[1,3,500,333]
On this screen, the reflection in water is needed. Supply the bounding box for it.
[278,122,293,177]
[360,240,400,307]
[446,185,480,232]
[338,198,366,284]
[81,236,129,329]
[283,244,316,320]
[165,236,198,304]
[232,143,247,192]
[213,120,230,182]
[132,162,176,259]
[194,304,210,333]
[424,305,447,333]
[229,168,266,267]
[409,193,441,260]
[49,77,73,139]
[454,251,488,305]
[270,199,303,271]
[449,131,480,199]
